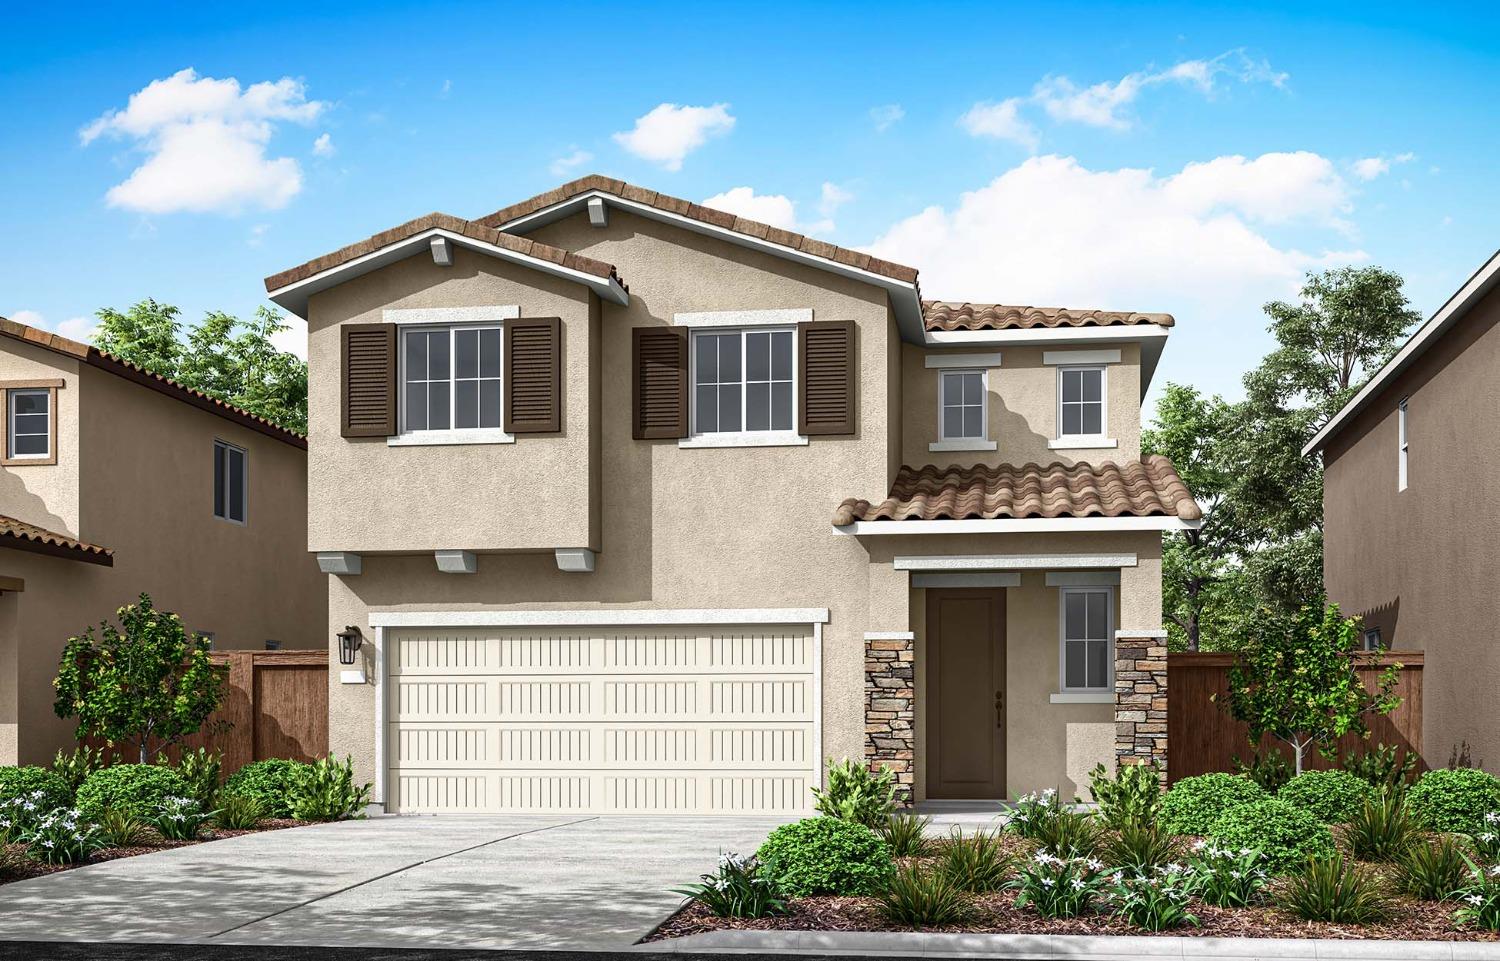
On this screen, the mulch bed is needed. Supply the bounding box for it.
[0,819,306,886]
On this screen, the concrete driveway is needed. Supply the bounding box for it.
[0,815,785,950]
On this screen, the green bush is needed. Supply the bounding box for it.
[288,756,371,822]
[812,759,897,827]
[1278,769,1374,824]
[0,766,72,813]
[1406,768,1500,835]
[162,749,222,809]
[756,817,894,897]
[1207,798,1337,875]
[221,759,309,819]
[75,764,188,821]
[50,747,111,796]
[1088,762,1162,828]
[1159,773,1267,836]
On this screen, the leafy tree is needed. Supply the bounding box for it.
[53,594,227,764]
[1220,601,1402,775]
[91,299,307,434]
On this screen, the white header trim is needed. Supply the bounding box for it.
[896,553,1138,571]
[1043,348,1121,365]
[1048,436,1117,450]
[925,326,1166,348]
[929,439,998,452]
[841,516,1199,535]
[384,305,520,325]
[368,607,830,627]
[1115,629,1169,639]
[924,351,1003,369]
[1050,691,1114,704]
[678,431,808,449]
[673,308,813,328]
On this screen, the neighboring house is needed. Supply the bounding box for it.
[0,318,326,766]
[266,175,1200,816]
[1306,249,1500,769]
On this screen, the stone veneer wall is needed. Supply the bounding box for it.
[1114,630,1169,779]
[864,632,915,803]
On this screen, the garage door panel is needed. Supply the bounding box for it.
[391,629,814,677]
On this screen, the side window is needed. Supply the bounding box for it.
[1397,397,1409,491]
[939,370,985,440]
[6,387,52,461]
[1060,587,1112,691]
[213,440,247,524]
[401,325,503,434]
[1058,366,1106,438]
[690,327,795,435]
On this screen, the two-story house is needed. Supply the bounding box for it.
[266,176,1200,816]
[0,317,326,765]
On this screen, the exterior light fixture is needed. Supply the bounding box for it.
[336,626,363,666]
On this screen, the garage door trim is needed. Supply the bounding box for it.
[368,608,827,809]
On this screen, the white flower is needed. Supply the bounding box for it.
[1071,878,1085,890]
[1086,857,1103,872]
[1467,895,1484,906]
[1039,877,1055,888]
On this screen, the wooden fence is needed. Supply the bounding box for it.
[1166,651,1423,783]
[86,650,328,774]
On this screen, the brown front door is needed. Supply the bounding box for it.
[926,587,1007,799]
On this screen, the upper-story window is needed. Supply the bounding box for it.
[1397,397,1409,491]
[6,388,51,461]
[213,439,247,524]
[690,327,795,437]
[1058,366,1105,438]
[401,324,504,435]
[940,370,985,441]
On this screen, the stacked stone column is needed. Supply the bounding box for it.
[1114,630,1168,780]
[864,631,915,803]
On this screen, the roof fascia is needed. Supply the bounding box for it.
[833,515,1201,535]
[924,325,1170,399]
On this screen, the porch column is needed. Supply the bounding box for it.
[1114,629,1168,780]
[864,631,915,804]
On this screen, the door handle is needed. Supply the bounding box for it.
[995,690,1003,729]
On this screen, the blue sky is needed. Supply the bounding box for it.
[3,1,1496,413]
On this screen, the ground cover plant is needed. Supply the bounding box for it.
[672,853,786,919]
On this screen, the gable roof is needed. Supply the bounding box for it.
[0,514,113,566]
[924,301,1174,332]
[0,317,306,448]
[1304,248,1500,455]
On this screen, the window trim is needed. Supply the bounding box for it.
[1054,364,1111,446]
[1,380,61,467]
[393,322,515,447]
[1362,627,1383,652]
[1057,585,1114,694]
[1397,397,1409,491]
[212,438,248,526]
[685,325,805,447]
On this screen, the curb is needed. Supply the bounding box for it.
[635,929,1500,960]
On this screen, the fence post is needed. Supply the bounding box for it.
[1115,630,1169,782]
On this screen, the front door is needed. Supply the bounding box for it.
[926,588,1007,799]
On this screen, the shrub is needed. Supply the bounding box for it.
[1007,788,1066,841]
[1342,743,1419,792]
[21,808,104,865]
[1395,836,1470,900]
[756,817,894,897]
[50,747,111,797]
[75,764,189,822]
[1010,850,1109,918]
[1407,768,1500,835]
[1233,749,1293,793]
[880,862,971,927]
[1103,821,1182,875]
[163,749,222,809]
[812,759,897,827]
[1206,798,1336,875]
[1278,769,1374,824]
[938,829,1011,893]
[1159,773,1267,836]
[1454,856,1500,930]
[0,766,71,814]
[1345,789,1419,862]
[672,852,786,919]
[1088,762,1162,828]
[1280,852,1390,923]
[1471,812,1500,862]
[222,759,307,819]
[150,796,214,841]
[1107,865,1199,931]
[288,756,371,822]
[213,793,265,831]
[878,813,929,858]
[1187,841,1270,907]
[96,808,151,848]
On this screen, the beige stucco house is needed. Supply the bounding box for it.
[0,318,326,766]
[1307,248,1500,770]
[266,176,1200,816]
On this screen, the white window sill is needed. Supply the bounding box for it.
[1048,436,1117,450]
[1050,691,1114,704]
[388,429,516,447]
[678,432,809,449]
[929,439,998,452]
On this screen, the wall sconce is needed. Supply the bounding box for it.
[337,626,364,666]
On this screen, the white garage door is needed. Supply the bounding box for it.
[385,624,818,815]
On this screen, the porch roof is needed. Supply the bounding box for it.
[0,515,114,566]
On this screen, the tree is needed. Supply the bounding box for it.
[1220,600,1402,775]
[53,594,227,763]
[91,299,307,434]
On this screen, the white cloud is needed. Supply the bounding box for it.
[8,309,97,342]
[80,67,327,214]
[549,147,593,176]
[870,104,904,132]
[1164,152,1350,226]
[819,182,854,221]
[1350,152,1415,181]
[613,102,734,171]
[702,183,845,235]
[439,78,452,98]
[312,132,334,157]
[248,223,270,247]
[959,98,1038,150]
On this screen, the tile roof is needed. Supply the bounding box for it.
[0,317,306,449]
[832,455,1201,525]
[476,175,922,285]
[0,515,113,566]
[263,212,624,292]
[924,301,1175,332]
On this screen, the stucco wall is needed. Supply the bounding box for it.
[1324,285,1500,768]
[0,340,81,535]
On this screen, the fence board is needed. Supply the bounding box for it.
[1166,651,1422,783]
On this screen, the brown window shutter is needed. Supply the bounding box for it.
[505,317,562,433]
[341,323,396,437]
[632,327,688,439]
[799,320,856,435]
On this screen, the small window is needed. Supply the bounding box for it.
[7,388,51,460]
[691,327,795,435]
[1397,397,1409,491]
[401,325,503,434]
[1058,366,1106,437]
[939,370,986,440]
[1362,627,1383,652]
[1060,587,1113,691]
[264,639,283,651]
[213,440,247,524]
